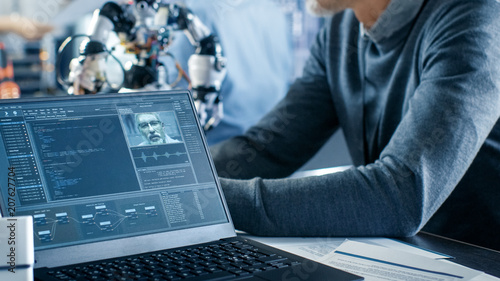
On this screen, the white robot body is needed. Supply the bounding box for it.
[87,11,114,43]
[60,1,227,130]
[188,54,226,90]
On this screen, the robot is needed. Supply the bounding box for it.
[57,0,226,131]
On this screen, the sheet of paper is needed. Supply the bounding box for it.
[247,236,347,261]
[320,240,483,281]
[352,237,452,259]
[240,233,450,260]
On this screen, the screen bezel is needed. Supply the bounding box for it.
[0,90,236,268]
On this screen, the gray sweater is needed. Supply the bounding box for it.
[211,0,500,250]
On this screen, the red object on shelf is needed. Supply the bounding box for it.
[0,42,21,99]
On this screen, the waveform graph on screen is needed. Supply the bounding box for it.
[131,143,189,168]
[138,150,187,163]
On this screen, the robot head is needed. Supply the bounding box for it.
[133,0,161,25]
[134,0,161,9]
[79,40,107,56]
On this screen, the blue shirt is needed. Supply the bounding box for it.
[166,0,293,145]
[363,0,425,43]
[211,0,500,250]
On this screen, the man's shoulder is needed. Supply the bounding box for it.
[414,0,500,48]
[419,0,500,26]
[424,0,500,10]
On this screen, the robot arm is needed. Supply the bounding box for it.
[60,1,226,130]
[169,4,227,131]
[89,2,135,43]
[64,2,135,94]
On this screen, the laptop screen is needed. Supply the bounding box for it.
[0,91,229,252]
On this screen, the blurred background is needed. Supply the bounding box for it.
[0,0,352,170]
[0,0,325,98]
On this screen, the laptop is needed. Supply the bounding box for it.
[0,90,362,281]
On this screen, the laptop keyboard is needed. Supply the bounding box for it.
[40,239,301,281]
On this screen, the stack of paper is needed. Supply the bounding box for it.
[241,234,499,281]
[324,240,493,281]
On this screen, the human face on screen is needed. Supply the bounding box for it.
[137,113,166,145]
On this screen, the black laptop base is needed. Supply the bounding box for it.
[35,236,362,281]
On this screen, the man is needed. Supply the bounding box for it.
[211,0,500,250]
[165,0,293,145]
[135,113,180,145]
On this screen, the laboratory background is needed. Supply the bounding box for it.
[0,0,352,170]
